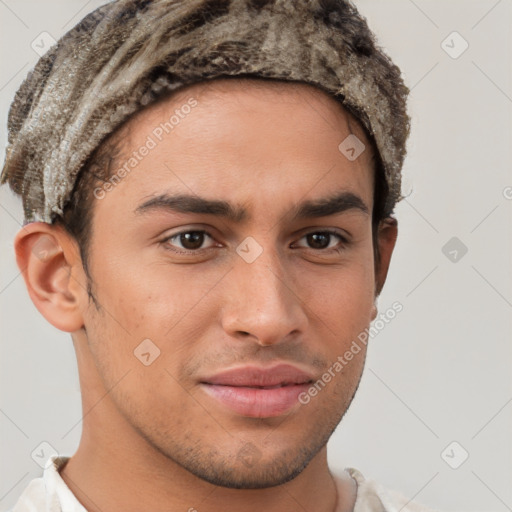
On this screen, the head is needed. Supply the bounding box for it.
[2,0,409,490]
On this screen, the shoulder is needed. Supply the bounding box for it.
[335,467,441,512]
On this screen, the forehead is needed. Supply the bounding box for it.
[116,77,373,159]
[92,77,375,222]
[141,77,371,140]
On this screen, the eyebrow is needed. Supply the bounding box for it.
[134,191,369,222]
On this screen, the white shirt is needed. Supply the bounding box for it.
[9,455,437,512]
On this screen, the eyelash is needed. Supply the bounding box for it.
[160,229,350,255]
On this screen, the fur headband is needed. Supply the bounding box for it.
[0,0,411,223]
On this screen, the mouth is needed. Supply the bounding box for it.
[199,364,315,418]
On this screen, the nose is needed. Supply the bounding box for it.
[221,243,308,347]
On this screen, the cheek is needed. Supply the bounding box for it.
[84,248,224,386]
[89,243,216,330]
[296,251,376,332]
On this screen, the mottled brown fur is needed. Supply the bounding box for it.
[1,0,410,223]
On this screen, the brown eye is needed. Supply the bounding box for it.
[306,232,331,249]
[178,232,206,250]
[162,230,215,252]
[296,230,348,251]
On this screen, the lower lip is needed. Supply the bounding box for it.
[200,383,311,418]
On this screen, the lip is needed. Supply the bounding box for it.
[199,364,315,418]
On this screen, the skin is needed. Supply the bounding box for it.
[15,78,397,512]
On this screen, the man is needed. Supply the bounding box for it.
[1,0,436,510]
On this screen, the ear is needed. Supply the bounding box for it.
[14,222,87,332]
[370,216,398,321]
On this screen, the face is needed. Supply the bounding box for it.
[76,79,387,488]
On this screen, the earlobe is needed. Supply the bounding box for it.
[14,223,86,333]
[374,216,398,298]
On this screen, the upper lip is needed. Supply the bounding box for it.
[200,363,315,388]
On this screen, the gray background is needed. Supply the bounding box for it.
[1,1,511,510]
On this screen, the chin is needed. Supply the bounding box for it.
[169,435,330,490]
[189,456,310,489]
